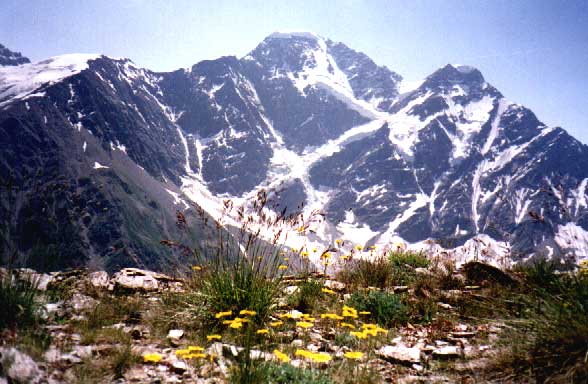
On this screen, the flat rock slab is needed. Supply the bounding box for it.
[432,346,462,358]
[377,345,421,364]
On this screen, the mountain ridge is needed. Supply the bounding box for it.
[1,32,587,271]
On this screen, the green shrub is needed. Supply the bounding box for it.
[388,250,430,268]
[288,278,324,312]
[336,255,394,289]
[0,270,40,330]
[200,255,284,324]
[347,291,408,327]
[237,362,333,384]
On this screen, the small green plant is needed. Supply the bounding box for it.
[347,291,408,327]
[0,270,40,330]
[336,255,394,289]
[388,250,430,268]
[236,362,333,384]
[289,278,324,312]
[111,343,140,379]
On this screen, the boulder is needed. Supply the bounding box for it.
[377,345,421,364]
[112,268,162,291]
[432,345,462,358]
[0,348,44,383]
[88,271,110,289]
[462,262,518,287]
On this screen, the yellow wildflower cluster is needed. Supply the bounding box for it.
[342,305,358,318]
[142,353,163,363]
[207,334,221,341]
[320,313,344,320]
[175,346,206,359]
[295,349,332,363]
[344,351,364,360]
[215,310,232,319]
[223,317,250,329]
[273,349,290,363]
[321,288,335,294]
[350,323,387,338]
[296,321,314,329]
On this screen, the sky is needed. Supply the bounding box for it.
[2,0,587,143]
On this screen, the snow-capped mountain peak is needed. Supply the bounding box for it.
[1,34,587,273]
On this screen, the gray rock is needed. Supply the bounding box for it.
[323,280,345,291]
[67,293,97,312]
[432,346,462,358]
[171,360,188,373]
[377,345,421,364]
[112,268,161,291]
[0,347,44,383]
[89,271,110,289]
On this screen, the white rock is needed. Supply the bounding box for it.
[324,280,345,291]
[0,348,43,383]
[432,346,461,358]
[112,268,161,291]
[171,360,188,373]
[68,293,97,312]
[283,285,299,295]
[88,271,109,288]
[377,345,421,364]
[167,329,184,340]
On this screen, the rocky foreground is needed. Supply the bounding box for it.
[0,261,534,384]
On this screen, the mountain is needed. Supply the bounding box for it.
[0,44,30,67]
[1,32,587,272]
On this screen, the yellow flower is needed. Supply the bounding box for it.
[278,313,293,319]
[207,334,222,341]
[335,239,343,245]
[359,311,371,315]
[239,309,257,316]
[256,329,270,335]
[278,265,288,270]
[273,349,290,363]
[296,226,306,233]
[300,251,309,257]
[321,288,335,294]
[270,320,284,327]
[320,252,332,259]
[344,351,364,360]
[215,310,232,319]
[296,321,313,329]
[229,321,243,329]
[350,331,368,339]
[342,306,358,318]
[187,346,204,352]
[294,350,332,363]
[191,265,202,271]
[185,353,206,359]
[355,245,363,251]
[320,313,344,320]
[369,245,377,250]
[142,353,163,363]
[283,257,289,261]
[175,349,189,357]
[339,322,355,329]
[312,247,318,253]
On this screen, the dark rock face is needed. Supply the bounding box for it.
[0,44,30,66]
[1,34,587,271]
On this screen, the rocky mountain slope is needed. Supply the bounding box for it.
[1,33,587,271]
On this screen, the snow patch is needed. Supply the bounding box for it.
[0,54,101,107]
[555,223,588,262]
[93,161,109,169]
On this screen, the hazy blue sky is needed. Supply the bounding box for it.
[2,0,587,143]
